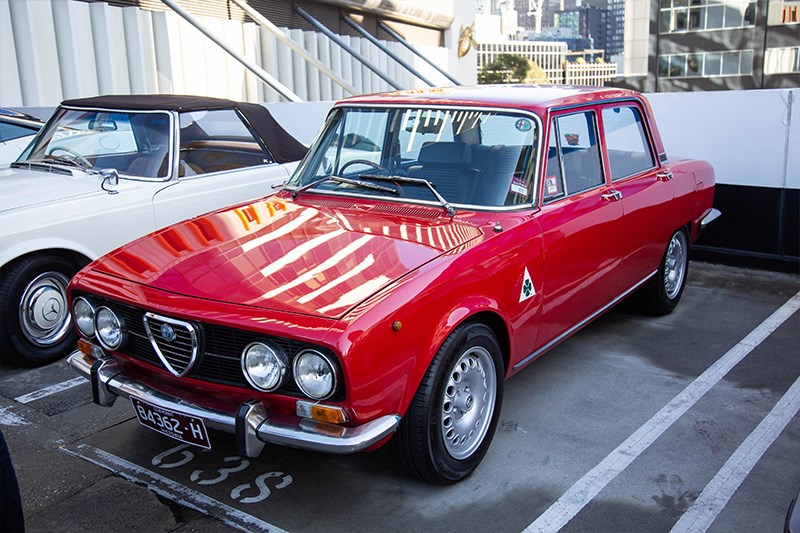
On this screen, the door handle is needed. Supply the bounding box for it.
[657,170,673,181]
[601,190,622,202]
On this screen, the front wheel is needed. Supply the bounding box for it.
[0,255,79,366]
[637,228,689,315]
[393,322,503,484]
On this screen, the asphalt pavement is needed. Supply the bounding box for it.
[1,262,798,533]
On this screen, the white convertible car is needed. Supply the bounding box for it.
[0,95,307,366]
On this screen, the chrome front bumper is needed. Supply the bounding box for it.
[67,351,400,457]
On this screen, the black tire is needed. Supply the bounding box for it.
[0,255,79,367]
[393,322,503,484]
[636,228,690,316]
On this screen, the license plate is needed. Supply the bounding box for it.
[131,397,211,449]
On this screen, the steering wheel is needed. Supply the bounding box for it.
[339,159,385,174]
[47,147,92,168]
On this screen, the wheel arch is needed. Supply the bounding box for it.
[0,248,92,275]
[464,310,510,377]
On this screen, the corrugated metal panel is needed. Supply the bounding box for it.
[74,0,444,42]
[5,0,455,106]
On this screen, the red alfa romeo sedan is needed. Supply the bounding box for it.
[67,86,718,484]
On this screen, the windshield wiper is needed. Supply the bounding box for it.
[291,175,398,199]
[358,174,456,217]
[15,156,90,171]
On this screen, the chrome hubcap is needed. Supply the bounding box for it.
[19,271,72,346]
[441,345,497,460]
[664,232,687,300]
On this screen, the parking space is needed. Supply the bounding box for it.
[2,262,798,532]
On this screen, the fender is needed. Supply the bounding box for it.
[0,236,98,270]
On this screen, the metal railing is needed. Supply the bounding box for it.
[160,0,302,102]
[341,15,435,87]
[378,21,461,86]
[293,5,403,91]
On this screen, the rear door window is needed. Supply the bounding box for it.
[601,106,655,180]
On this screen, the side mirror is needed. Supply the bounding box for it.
[100,168,119,195]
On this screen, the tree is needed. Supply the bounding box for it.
[525,60,550,84]
[478,54,531,84]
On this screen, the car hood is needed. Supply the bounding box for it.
[91,197,483,319]
[0,165,102,213]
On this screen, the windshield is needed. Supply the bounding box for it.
[20,108,172,179]
[288,106,540,208]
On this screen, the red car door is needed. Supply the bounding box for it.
[534,108,626,349]
[598,103,675,286]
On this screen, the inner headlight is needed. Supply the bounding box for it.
[241,342,288,391]
[293,350,337,400]
[94,306,125,350]
[72,297,96,338]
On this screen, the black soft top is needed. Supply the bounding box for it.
[61,94,307,164]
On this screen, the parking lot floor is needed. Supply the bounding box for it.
[1,262,798,532]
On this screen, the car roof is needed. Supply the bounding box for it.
[61,94,256,112]
[59,94,308,164]
[337,84,644,113]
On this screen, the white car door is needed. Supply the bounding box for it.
[151,108,295,228]
[151,163,292,228]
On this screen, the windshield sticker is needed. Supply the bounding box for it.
[515,119,532,132]
[545,176,558,195]
[510,178,528,196]
[520,267,535,302]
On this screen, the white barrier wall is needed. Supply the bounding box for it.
[0,0,456,107]
[647,89,800,190]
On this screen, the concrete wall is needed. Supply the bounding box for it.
[648,89,799,190]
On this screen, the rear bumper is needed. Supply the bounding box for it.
[700,208,721,230]
[67,350,400,457]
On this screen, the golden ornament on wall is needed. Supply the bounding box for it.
[458,23,477,58]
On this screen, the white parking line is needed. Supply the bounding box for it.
[62,443,288,533]
[523,290,800,533]
[670,373,800,533]
[14,377,86,404]
[0,406,30,426]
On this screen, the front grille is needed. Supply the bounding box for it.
[143,313,198,377]
[79,293,344,401]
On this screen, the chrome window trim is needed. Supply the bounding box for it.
[543,108,607,205]
[58,105,177,182]
[286,103,544,212]
[600,104,658,183]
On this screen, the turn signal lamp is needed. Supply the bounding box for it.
[296,400,348,424]
[77,338,107,360]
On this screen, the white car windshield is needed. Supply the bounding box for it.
[289,106,540,209]
[21,109,171,179]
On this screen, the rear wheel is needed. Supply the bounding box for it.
[0,255,79,366]
[393,322,503,484]
[637,228,689,315]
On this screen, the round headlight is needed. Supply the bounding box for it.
[94,306,125,350]
[293,350,337,400]
[241,342,288,391]
[72,297,96,337]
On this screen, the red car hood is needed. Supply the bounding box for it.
[91,197,482,319]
